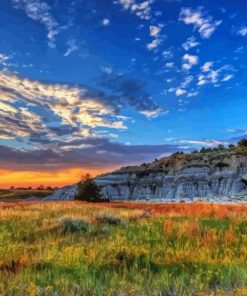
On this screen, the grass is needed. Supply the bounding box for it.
[0,201,247,295]
[0,189,53,202]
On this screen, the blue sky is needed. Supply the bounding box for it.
[0,0,247,175]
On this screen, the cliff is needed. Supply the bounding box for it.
[45,148,247,202]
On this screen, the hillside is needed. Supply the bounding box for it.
[46,142,247,202]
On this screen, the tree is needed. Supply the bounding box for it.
[217,144,225,151]
[75,174,108,203]
[238,139,247,147]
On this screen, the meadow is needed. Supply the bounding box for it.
[0,189,53,203]
[1,201,247,296]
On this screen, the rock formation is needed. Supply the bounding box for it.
[45,149,247,202]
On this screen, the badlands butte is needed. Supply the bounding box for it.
[46,141,247,202]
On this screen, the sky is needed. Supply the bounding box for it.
[0,0,246,187]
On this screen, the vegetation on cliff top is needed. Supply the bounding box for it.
[116,139,247,174]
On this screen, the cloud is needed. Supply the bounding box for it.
[0,71,165,148]
[11,0,60,47]
[179,7,221,39]
[98,72,165,118]
[102,18,110,26]
[0,72,128,143]
[64,39,79,57]
[182,36,200,51]
[197,64,234,86]
[237,27,247,37]
[115,0,152,20]
[150,25,161,37]
[147,24,164,51]
[175,88,186,96]
[222,74,233,82]
[201,61,213,72]
[147,38,161,50]
[139,107,166,118]
[0,140,186,171]
[178,139,224,146]
[182,54,199,70]
[0,54,10,64]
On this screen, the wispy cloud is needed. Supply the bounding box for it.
[179,7,221,39]
[0,72,128,142]
[178,139,224,146]
[237,26,247,37]
[64,39,79,57]
[182,36,200,51]
[115,0,152,20]
[11,0,60,48]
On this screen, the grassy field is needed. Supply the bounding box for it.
[0,189,53,203]
[1,201,247,295]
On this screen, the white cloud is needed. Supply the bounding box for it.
[197,79,207,86]
[0,72,128,141]
[182,54,198,70]
[179,139,224,146]
[150,25,161,37]
[237,27,247,37]
[201,61,213,72]
[64,39,79,57]
[102,18,110,26]
[147,38,161,50]
[165,62,174,68]
[162,50,173,59]
[100,66,113,74]
[222,74,233,82]
[182,36,200,51]
[175,88,186,96]
[115,0,152,20]
[179,7,221,39]
[187,91,199,97]
[181,75,193,87]
[11,0,60,48]
[0,54,10,64]
[139,107,166,118]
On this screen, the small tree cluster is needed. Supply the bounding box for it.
[238,139,247,147]
[75,174,109,203]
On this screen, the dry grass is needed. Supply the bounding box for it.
[0,201,247,296]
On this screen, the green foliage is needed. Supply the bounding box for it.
[238,139,247,147]
[75,174,107,202]
[96,214,126,226]
[61,218,92,234]
[200,218,230,231]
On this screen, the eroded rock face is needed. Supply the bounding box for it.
[45,152,247,201]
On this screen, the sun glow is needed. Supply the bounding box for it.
[0,168,105,189]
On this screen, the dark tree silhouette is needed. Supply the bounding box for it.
[75,174,109,203]
[238,139,247,147]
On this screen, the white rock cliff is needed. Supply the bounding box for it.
[45,151,247,202]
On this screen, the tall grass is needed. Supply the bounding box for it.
[0,201,247,295]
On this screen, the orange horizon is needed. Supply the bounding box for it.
[0,167,110,189]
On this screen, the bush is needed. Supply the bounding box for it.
[75,174,109,202]
[96,214,126,226]
[238,139,247,147]
[61,218,92,234]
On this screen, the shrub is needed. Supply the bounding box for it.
[75,174,109,202]
[61,218,92,234]
[96,214,126,226]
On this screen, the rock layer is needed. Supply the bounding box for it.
[45,151,247,201]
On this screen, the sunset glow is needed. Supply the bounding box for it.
[0,168,106,189]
